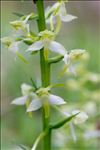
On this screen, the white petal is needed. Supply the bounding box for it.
[63,53,70,65]
[69,123,77,142]
[49,94,66,105]
[48,41,66,55]
[11,95,28,105]
[27,98,42,112]
[60,14,77,22]
[26,24,30,34]
[24,14,32,23]
[27,40,44,52]
[59,1,67,17]
[68,65,77,76]
[9,42,19,53]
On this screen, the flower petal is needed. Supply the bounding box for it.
[59,1,67,17]
[60,14,77,22]
[63,53,70,65]
[48,41,66,55]
[9,42,20,53]
[27,40,44,52]
[11,95,28,105]
[27,98,42,112]
[49,94,66,105]
[69,123,77,142]
[68,65,76,76]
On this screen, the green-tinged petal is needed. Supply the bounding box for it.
[55,15,62,34]
[58,65,68,78]
[59,1,67,17]
[9,42,19,53]
[11,96,28,105]
[27,40,44,51]
[60,14,77,22]
[68,65,76,76]
[21,83,34,96]
[10,20,25,30]
[49,94,66,105]
[63,53,70,65]
[26,24,30,35]
[69,123,77,142]
[48,41,66,55]
[50,15,54,31]
[24,13,33,23]
[27,98,42,112]
[16,51,29,64]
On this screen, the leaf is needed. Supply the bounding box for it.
[16,51,29,64]
[49,106,79,130]
[50,113,79,130]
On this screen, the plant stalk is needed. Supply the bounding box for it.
[36,0,51,150]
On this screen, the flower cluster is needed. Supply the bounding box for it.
[2,1,89,145]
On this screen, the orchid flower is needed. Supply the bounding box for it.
[62,109,88,142]
[62,49,86,75]
[1,36,29,64]
[10,13,32,36]
[45,0,77,32]
[27,87,66,113]
[27,30,66,59]
[11,84,66,116]
[1,37,20,53]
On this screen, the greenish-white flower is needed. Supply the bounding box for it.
[11,84,66,112]
[1,37,20,53]
[27,30,66,56]
[62,49,86,75]
[45,1,77,32]
[51,1,77,22]
[27,87,66,112]
[72,110,88,124]
[10,13,32,35]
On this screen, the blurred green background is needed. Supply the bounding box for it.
[1,1,100,150]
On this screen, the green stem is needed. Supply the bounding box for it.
[36,0,51,150]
